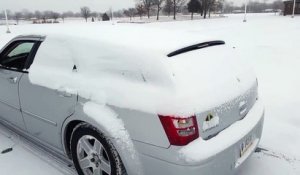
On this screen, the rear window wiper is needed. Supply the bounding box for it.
[167,40,225,57]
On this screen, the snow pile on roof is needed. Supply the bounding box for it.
[30,36,254,115]
[17,23,255,116]
[0,23,256,116]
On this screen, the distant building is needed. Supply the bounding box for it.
[284,0,300,15]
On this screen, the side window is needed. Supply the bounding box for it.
[0,41,35,70]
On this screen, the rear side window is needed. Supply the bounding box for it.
[0,41,36,71]
[7,42,34,58]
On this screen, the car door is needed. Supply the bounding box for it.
[0,39,38,130]
[18,37,77,150]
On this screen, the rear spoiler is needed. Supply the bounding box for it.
[167,40,225,57]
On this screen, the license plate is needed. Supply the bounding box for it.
[240,135,253,158]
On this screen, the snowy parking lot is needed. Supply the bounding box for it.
[0,13,300,174]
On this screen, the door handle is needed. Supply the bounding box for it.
[56,89,73,98]
[7,77,18,84]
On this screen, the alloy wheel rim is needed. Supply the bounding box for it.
[77,135,111,175]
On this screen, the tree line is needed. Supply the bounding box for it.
[126,0,284,20]
[132,0,224,20]
[0,8,112,24]
[0,0,284,24]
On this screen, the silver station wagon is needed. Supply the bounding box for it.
[0,27,264,175]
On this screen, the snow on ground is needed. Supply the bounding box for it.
[0,123,76,175]
[238,150,300,175]
[0,13,300,174]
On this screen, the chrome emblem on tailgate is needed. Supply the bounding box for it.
[239,101,248,118]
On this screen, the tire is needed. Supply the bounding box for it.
[70,123,126,175]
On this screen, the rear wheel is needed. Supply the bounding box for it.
[70,124,125,175]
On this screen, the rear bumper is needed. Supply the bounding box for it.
[135,99,264,175]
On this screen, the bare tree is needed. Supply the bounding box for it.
[208,0,215,18]
[136,3,146,19]
[65,11,75,17]
[34,11,42,21]
[91,11,99,21]
[41,11,52,23]
[22,9,33,20]
[272,0,284,14]
[142,0,153,18]
[14,12,23,24]
[124,8,137,21]
[61,12,66,23]
[51,12,60,22]
[214,0,224,14]
[173,0,186,20]
[61,11,76,22]
[163,0,174,16]
[153,0,165,20]
[0,12,4,19]
[223,1,234,13]
[200,0,215,18]
[91,11,98,18]
[123,9,131,20]
[113,10,124,18]
[80,6,91,22]
[91,11,99,22]
[129,8,138,19]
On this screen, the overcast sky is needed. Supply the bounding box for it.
[0,0,276,13]
[0,0,135,12]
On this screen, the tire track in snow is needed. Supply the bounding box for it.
[1,123,299,175]
[256,146,300,163]
[0,123,76,175]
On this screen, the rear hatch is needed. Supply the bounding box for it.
[167,42,258,140]
[196,83,257,140]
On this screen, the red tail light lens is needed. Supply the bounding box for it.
[159,115,199,146]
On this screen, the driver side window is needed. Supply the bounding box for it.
[0,41,35,70]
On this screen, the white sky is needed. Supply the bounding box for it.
[235,0,277,5]
[0,0,135,12]
[0,0,276,13]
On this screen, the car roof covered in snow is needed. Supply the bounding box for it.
[0,22,256,117]
[0,23,218,56]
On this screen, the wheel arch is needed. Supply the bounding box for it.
[61,113,122,159]
[62,116,115,160]
[61,104,143,175]
[63,119,83,159]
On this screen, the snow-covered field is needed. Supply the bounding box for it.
[0,13,300,174]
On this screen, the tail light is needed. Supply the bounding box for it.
[159,115,199,146]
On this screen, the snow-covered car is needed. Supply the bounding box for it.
[0,26,264,175]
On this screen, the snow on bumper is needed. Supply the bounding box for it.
[137,99,264,175]
[178,98,264,164]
